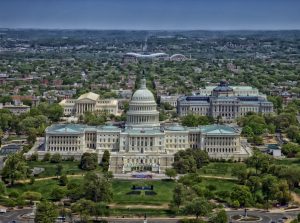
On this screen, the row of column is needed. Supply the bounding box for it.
[76,103,95,114]
[129,136,154,147]
[127,115,158,124]
[49,136,80,145]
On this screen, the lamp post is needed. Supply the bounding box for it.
[244,208,248,218]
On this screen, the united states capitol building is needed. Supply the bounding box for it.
[44,78,251,173]
[177,80,273,121]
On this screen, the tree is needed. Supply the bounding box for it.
[230,185,253,207]
[172,183,185,209]
[80,152,98,170]
[0,129,3,147]
[21,191,42,204]
[246,151,273,174]
[83,172,113,202]
[51,153,62,163]
[43,152,51,161]
[55,164,63,178]
[165,168,177,180]
[245,176,261,195]
[50,187,66,201]
[282,143,300,157]
[232,163,248,184]
[67,179,84,201]
[0,180,6,196]
[71,198,95,223]
[184,197,212,219]
[261,175,279,210]
[47,103,64,122]
[59,174,68,186]
[27,128,37,145]
[35,201,58,223]
[101,150,110,172]
[173,149,209,173]
[2,153,28,186]
[210,209,228,223]
[93,202,110,220]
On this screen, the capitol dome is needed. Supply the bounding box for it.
[131,79,156,102]
[126,78,160,128]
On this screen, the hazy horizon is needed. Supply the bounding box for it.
[1,0,300,30]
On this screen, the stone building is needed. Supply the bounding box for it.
[177,80,273,121]
[59,92,118,116]
[45,78,251,173]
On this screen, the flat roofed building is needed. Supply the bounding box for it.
[0,102,30,115]
[178,80,273,122]
[160,95,182,107]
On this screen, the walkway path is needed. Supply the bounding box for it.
[16,173,236,184]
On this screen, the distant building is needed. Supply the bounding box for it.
[59,92,118,116]
[0,102,30,115]
[123,52,169,63]
[160,95,183,107]
[170,54,188,61]
[123,52,189,63]
[177,80,273,121]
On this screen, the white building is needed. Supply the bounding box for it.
[45,78,251,173]
[0,102,30,115]
[160,95,182,107]
[59,92,118,116]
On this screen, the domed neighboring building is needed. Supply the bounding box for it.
[126,78,159,128]
[212,80,234,97]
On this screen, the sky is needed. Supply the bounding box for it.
[0,0,300,30]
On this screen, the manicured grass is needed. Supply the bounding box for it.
[110,208,172,217]
[7,179,60,200]
[199,162,243,177]
[112,179,176,205]
[274,158,300,166]
[27,160,87,177]
[198,178,236,191]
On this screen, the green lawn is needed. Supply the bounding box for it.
[112,180,176,205]
[198,162,243,177]
[198,178,236,191]
[27,161,88,177]
[274,158,300,166]
[7,179,60,200]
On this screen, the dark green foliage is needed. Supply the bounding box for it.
[83,172,113,202]
[50,187,66,201]
[59,174,68,186]
[210,209,228,223]
[101,150,110,172]
[173,149,209,173]
[1,153,29,186]
[43,153,51,161]
[80,152,98,170]
[183,197,212,219]
[181,114,214,127]
[50,153,62,163]
[35,201,58,223]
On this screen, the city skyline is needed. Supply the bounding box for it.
[0,0,300,30]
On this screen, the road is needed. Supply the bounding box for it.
[0,209,33,223]
[1,208,299,223]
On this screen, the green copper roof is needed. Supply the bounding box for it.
[200,124,238,135]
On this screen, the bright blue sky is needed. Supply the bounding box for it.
[0,0,300,30]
